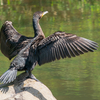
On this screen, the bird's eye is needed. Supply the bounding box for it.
[39,17,41,19]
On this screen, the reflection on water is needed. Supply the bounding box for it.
[0,0,100,100]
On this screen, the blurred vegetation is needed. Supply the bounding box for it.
[0,0,100,37]
[0,0,100,26]
[0,0,100,100]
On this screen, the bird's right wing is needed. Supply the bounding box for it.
[36,31,98,65]
[0,21,33,60]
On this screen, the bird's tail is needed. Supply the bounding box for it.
[0,69,17,84]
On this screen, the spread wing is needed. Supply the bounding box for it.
[35,31,98,65]
[0,21,33,60]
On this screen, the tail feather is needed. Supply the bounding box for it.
[0,71,9,80]
[5,71,13,84]
[11,71,17,82]
[0,69,17,84]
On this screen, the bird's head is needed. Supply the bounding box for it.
[33,11,48,20]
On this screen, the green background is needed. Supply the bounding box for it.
[0,0,100,100]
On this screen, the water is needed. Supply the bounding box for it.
[0,0,100,100]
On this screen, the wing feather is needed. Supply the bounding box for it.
[72,42,84,54]
[52,48,56,61]
[81,40,97,50]
[66,43,76,57]
[0,21,33,60]
[76,41,94,52]
[69,43,80,56]
[58,43,65,58]
[29,31,98,65]
[74,41,89,52]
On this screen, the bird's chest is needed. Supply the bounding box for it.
[22,48,30,57]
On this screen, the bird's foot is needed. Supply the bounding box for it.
[26,74,41,83]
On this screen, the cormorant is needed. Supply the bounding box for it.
[0,11,98,84]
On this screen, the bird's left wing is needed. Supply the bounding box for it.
[30,31,98,66]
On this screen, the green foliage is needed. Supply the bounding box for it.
[0,0,100,100]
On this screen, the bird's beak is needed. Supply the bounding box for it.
[42,11,48,17]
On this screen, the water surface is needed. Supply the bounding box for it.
[0,0,100,100]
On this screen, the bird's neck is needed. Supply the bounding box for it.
[33,19,45,38]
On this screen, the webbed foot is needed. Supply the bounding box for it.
[26,74,41,82]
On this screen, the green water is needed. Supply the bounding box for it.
[0,0,100,100]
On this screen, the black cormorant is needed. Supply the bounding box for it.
[0,11,98,84]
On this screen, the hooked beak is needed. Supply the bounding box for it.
[42,11,48,17]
